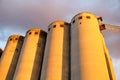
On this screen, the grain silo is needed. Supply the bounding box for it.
[0,35,24,80]
[70,12,110,80]
[40,21,70,80]
[13,28,47,80]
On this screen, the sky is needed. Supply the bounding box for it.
[0,0,120,79]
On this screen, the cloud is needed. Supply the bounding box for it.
[102,30,120,58]
[0,0,72,30]
[0,0,120,28]
[0,0,120,58]
[1,0,120,56]
[92,0,120,24]
[112,59,120,80]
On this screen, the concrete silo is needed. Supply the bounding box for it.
[70,12,110,80]
[13,28,47,80]
[0,35,24,80]
[0,48,3,58]
[40,21,70,80]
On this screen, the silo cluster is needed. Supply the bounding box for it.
[0,12,116,80]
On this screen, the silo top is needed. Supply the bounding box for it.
[71,12,98,24]
[26,28,47,35]
[26,28,47,38]
[8,34,24,42]
[48,20,70,31]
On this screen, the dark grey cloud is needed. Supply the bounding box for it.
[0,0,72,30]
[0,0,120,28]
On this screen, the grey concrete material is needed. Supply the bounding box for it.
[70,12,110,80]
[40,21,70,80]
[31,30,47,80]
[13,28,47,80]
[0,48,3,58]
[0,35,24,80]
[62,23,71,80]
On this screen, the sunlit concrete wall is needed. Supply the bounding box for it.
[0,35,24,80]
[98,16,116,80]
[100,33,116,80]
[40,21,70,80]
[13,28,47,80]
[70,12,110,80]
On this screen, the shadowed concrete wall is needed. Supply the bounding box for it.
[0,35,24,80]
[40,21,70,80]
[0,48,3,58]
[13,28,47,80]
[70,12,110,80]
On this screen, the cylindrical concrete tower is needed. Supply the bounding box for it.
[13,28,47,80]
[0,48,3,58]
[70,12,110,80]
[40,21,70,80]
[100,33,116,80]
[0,35,24,80]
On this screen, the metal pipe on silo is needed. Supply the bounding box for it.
[0,35,24,80]
[13,28,47,80]
[40,21,70,80]
[70,12,110,80]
